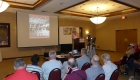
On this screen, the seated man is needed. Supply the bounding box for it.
[76,48,90,69]
[61,53,74,78]
[4,58,38,80]
[86,55,104,80]
[123,58,140,75]
[62,58,87,80]
[26,54,43,80]
[101,53,117,80]
[42,50,62,80]
[126,43,135,57]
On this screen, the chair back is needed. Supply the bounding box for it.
[95,73,105,80]
[5,73,13,78]
[31,71,40,80]
[67,67,72,74]
[48,68,61,80]
[110,69,119,80]
[81,62,91,70]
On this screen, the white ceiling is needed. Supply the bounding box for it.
[117,0,140,9]
[35,0,86,13]
[3,0,140,20]
[5,0,89,21]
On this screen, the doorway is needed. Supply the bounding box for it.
[116,29,137,53]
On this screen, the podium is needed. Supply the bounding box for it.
[73,38,85,51]
[73,38,79,50]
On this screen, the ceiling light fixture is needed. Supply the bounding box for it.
[0,1,9,12]
[90,7,106,24]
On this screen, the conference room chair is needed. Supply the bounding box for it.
[81,62,91,70]
[134,68,140,76]
[67,67,72,74]
[95,73,105,80]
[31,71,40,80]
[48,68,61,80]
[110,69,119,80]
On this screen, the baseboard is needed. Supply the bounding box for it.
[96,49,116,52]
[3,55,44,60]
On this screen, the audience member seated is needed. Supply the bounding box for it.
[61,53,74,78]
[26,54,43,80]
[101,53,117,80]
[42,50,62,80]
[85,55,104,80]
[126,43,135,57]
[76,48,90,69]
[122,58,140,75]
[4,58,38,80]
[114,44,136,66]
[62,58,87,80]
[134,44,140,53]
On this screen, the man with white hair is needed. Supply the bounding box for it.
[86,55,104,80]
[101,53,117,80]
[76,48,90,69]
[42,50,62,80]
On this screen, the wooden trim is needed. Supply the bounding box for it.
[4,0,49,10]
[55,0,89,13]
[111,0,140,10]
[101,8,139,17]
[33,0,48,9]
[3,55,44,60]
[58,8,139,18]
[9,5,32,10]
[58,10,92,18]
[4,0,34,5]
[96,49,115,52]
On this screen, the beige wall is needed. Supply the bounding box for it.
[59,18,95,45]
[96,12,140,51]
[0,12,95,58]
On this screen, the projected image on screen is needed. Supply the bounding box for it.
[29,14,50,38]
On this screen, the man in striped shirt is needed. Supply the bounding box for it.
[26,54,43,80]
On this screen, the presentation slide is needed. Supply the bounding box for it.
[17,11,58,47]
[29,14,50,38]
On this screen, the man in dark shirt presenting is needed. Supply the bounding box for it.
[62,58,87,80]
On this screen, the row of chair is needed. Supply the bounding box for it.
[5,62,119,80]
[46,68,119,80]
[96,69,119,80]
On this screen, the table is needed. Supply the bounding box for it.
[56,54,81,63]
[44,54,81,63]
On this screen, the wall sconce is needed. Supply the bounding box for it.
[86,31,89,34]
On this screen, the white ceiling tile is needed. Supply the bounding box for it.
[26,0,38,4]
[14,0,26,3]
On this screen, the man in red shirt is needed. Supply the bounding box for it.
[62,58,87,80]
[4,58,38,80]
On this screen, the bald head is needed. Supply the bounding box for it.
[91,55,99,64]
[68,58,78,68]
